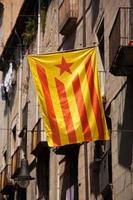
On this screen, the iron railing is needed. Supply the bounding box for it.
[109,7,133,68]
[31,118,47,156]
[59,0,79,35]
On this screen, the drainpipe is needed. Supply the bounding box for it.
[35,0,41,122]
[7,106,11,178]
[14,29,23,147]
[37,0,41,55]
[57,1,60,200]
[83,0,90,199]
[83,0,86,47]
[17,48,23,146]
[6,0,14,171]
[57,156,60,200]
[11,0,13,29]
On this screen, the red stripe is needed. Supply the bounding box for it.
[55,78,77,144]
[85,56,105,139]
[72,75,92,141]
[36,64,61,146]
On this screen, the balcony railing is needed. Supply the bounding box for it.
[53,144,80,155]
[0,165,14,194]
[31,118,47,156]
[59,0,79,35]
[11,146,21,178]
[109,7,133,75]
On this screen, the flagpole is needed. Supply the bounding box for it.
[37,0,41,55]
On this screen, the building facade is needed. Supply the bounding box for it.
[0,0,132,200]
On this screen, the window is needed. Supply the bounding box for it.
[22,102,28,130]
[11,125,17,155]
[3,149,7,166]
[20,103,28,157]
[97,19,104,66]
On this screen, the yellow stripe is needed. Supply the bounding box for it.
[28,57,54,146]
[46,71,70,145]
[79,62,99,140]
[63,79,85,143]
[90,51,109,140]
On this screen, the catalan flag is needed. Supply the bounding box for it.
[28,48,109,147]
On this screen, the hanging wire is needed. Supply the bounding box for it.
[0,128,132,133]
[0,42,99,49]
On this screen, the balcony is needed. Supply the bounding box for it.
[11,146,21,178]
[0,165,14,194]
[31,118,47,157]
[59,0,79,35]
[109,7,133,75]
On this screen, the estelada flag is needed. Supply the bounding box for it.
[28,48,109,147]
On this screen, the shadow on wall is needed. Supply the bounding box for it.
[118,76,133,170]
[90,161,100,198]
